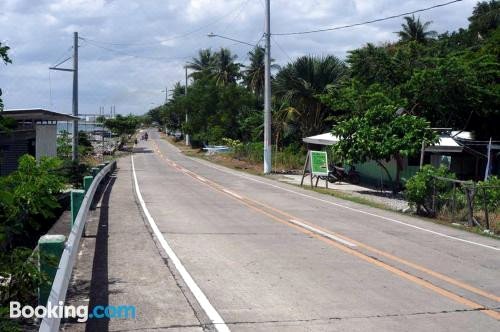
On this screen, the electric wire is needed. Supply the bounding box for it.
[81,0,250,47]
[273,0,463,36]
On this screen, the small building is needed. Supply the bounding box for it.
[302,131,499,187]
[0,109,77,176]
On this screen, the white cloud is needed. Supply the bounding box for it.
[0,0,480,114]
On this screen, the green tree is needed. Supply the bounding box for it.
[212,48,242,86]
[273,55,348,137]
[403,54,499,134]
[332,105,438,192]
[186,49,216,80]
[242,46,279,98]
[103,114,140,136]
[468,0,499,37]
[0,155,64,249]
[397,15,437,43]
[0,42,14,131]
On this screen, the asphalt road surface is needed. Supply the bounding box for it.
[80,129,500,331]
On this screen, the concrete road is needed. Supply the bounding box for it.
[77,129,500,331]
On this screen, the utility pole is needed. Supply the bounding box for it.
[185,66,190,146]
[263,0,272,174]
[49,31,79,162]
[165,88,168,104]
[72,31,79,162]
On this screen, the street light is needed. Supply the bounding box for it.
[207,33,256,47]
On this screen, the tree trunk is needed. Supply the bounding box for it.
[394,153,404,193]
[375,160,394,192]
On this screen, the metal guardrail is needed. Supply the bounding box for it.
[39,161,116,332]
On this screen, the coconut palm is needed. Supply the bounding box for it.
[273,55,348,137]
[397,15,437,43]
[210,48,242,86]
[186,49,216,80]
[242,46,279,99]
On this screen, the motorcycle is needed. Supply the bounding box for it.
[321,164,361,185]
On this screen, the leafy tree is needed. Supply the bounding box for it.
[176,77,258,144]
[332,105,438,192]
[403,54,499,134]
[242,46,279,98]
[103,114,140,136]
[397,15,437,43]
[57,130,72,159]
[186,49,216,80]
[212,48,242,86]
[0,155,64,249]
[273,55,347,138]
[0,42,14,131]
[468,0,499,37]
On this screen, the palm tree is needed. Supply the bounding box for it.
[397,15,437,43]
[242,46,279,99]
[273,55,348,137]
[186,49,216,80]
[212,48,242,86]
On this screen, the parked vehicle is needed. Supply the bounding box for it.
[320,165,361,185]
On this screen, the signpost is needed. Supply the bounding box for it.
[301,150,329,188]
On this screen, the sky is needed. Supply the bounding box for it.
[0,0,480,115]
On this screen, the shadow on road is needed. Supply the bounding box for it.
[85,171,117,332]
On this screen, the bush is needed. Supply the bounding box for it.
[0,248,53,331]
[0,155,64,250]
[405,165,455,215]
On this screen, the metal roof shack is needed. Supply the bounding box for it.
[3,108,77,123]
[1,109,76,176]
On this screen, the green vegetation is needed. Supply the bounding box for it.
[0,41,16,132]
[0,155,65,251]
[332,105,438,192]
[148,1,499,185]
[405,165,456,214]
[0,156,65,330]
[101,114,140,137]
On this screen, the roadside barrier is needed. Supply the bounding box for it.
[38,160,116,332]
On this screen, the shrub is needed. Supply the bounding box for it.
[405,165,455,215]
[0,155,64,249]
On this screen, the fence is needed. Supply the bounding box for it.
[431,176,500,233]
[38,160,116,332]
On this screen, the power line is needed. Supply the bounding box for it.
[81,0,250,47]
[270,35,292,62]
[81,38,192,61]
[273,0,463,36]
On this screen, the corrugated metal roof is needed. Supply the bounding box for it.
[3,109,78,121]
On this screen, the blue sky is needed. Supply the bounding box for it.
[0,0,480,115]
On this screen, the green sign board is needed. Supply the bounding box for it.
[310,151,329,175]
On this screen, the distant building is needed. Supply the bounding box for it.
[0,109,77,176]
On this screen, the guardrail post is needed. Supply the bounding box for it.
[38,234,66,306]
[71,189,85,227]
[91,167,100,177]
[83,176,93,193]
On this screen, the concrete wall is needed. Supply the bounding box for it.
[354,158,419,188]
[36,124,57,160]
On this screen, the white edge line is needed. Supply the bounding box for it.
[188,156,499,251]
[131,154,230,332]
[289,219,357,247]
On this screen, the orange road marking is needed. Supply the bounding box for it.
[148,139,500,320]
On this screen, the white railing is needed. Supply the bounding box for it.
[39,161,116,332]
